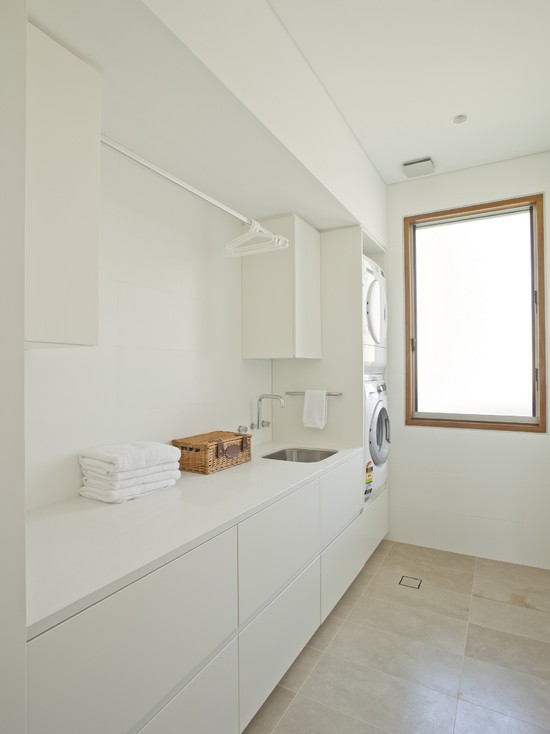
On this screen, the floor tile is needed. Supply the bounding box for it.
[330,584,364,620]
[273,694,386,734]
[243,686,295,734]
[377,553,474,595]
[388,541,476,573]
[465,623,550,681]
[460,656,550,730]
[469,596,550,644]
[301,651,457,734]
[328,619,463,696]
[349,594,467,654]
[473,559,550,613]
[307,610,345,651]
[454,700,550,734]
[365,565,471,621]
[278,645,323,693]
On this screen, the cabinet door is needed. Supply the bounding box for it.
[238,480,320,623]
[27,528,238,734]
[241,214,321,359]
[239,558,320,732]
[320,454,364,549]
[26,23,101,345]
[139,640,238,734]
[320,511,366,622]
[362,487,389,564]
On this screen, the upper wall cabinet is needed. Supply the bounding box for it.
[241,214,321,359]
[25,24,101,346]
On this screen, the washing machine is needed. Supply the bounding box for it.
[362,254,387,373]
[363,377,390,501]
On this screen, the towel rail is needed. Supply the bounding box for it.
[285,391,342,397]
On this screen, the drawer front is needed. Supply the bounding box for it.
[238,480,320,623]
[139,640,238,734]
[28,528,238,734]
[320,454,364,548]
[320,511,366,622]
[239,558,321,731]
[362,487,389,564]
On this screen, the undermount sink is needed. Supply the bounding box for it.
[263,448,338,463]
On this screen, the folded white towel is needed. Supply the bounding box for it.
[303,389,328,429]
[79,478,177,504]
[80,460,180,481]
[82,469,181,491]
[79,442,181,473]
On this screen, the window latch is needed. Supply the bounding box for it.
[411,337,416,351]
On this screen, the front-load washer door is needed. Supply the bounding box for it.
[369,400,390,466]
[364,276,387,347]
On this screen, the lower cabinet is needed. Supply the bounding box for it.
[362,487,389,564]
[320,510,366,622]
[27,528,238,734]
[239,558,321,732]
[139,640,239,734]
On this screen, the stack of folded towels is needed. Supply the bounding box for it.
[79,441,182,503]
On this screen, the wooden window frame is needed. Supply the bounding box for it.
[404,193,546,432]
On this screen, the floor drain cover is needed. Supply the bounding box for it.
[399,575,422,589]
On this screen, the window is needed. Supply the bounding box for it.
[404,194,546,432]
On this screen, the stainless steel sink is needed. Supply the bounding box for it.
[263,448,337,463]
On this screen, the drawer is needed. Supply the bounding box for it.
[27,528,238,734]
[320,454,364,548]
[138,640,238,734]
[239,558,320,731]
[238,480,320,623]
[320,511,366,622]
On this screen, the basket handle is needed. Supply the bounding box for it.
[216,435,250,458]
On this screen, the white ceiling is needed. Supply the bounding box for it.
[270,0,550,183]
[27,0,550,231]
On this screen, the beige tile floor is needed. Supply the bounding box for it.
[244,540,550,734]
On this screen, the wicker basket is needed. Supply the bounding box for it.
[172,431,252,474]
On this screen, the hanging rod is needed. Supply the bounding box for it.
[285,391,343,397]
[100,136,282,241]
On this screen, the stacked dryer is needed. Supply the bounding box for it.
[362,254,390,501]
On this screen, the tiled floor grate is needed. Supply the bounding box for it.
[399,575,422,589]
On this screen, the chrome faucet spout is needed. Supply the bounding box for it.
[251,393,285,430]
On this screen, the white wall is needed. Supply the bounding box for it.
[386,151,550,569]
[0,0,27,730]
[25,145,272,509]
[273,227,364,448]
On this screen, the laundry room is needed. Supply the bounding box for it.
[3,1,550,733]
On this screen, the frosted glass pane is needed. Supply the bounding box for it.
[415,211,533,417]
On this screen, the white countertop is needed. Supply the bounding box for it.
[26,442,362,639]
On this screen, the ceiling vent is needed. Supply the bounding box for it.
[402,157,434,178]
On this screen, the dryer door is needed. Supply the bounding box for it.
[369,400,390,466]
[365,277,387,346]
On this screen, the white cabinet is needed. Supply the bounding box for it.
[361,487,389,565]
[25,23,101,346]
[27,528,238,734]
[238,479,320,623]
[139,640,239,734]
[239,558,320,731]
[320,454,364,549]
[241,213,321,358]
[321,511,366,622]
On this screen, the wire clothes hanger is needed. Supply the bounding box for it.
[225,219,289,257]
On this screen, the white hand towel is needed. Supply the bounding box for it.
[303,390,328,429]
[82,469,181,491]
[79,441,181,473]
[80,460,180,481]
[79,478,177,504]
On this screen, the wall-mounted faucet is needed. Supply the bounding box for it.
[250,394,285,431]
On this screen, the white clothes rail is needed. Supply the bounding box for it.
[101,136,289,256]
